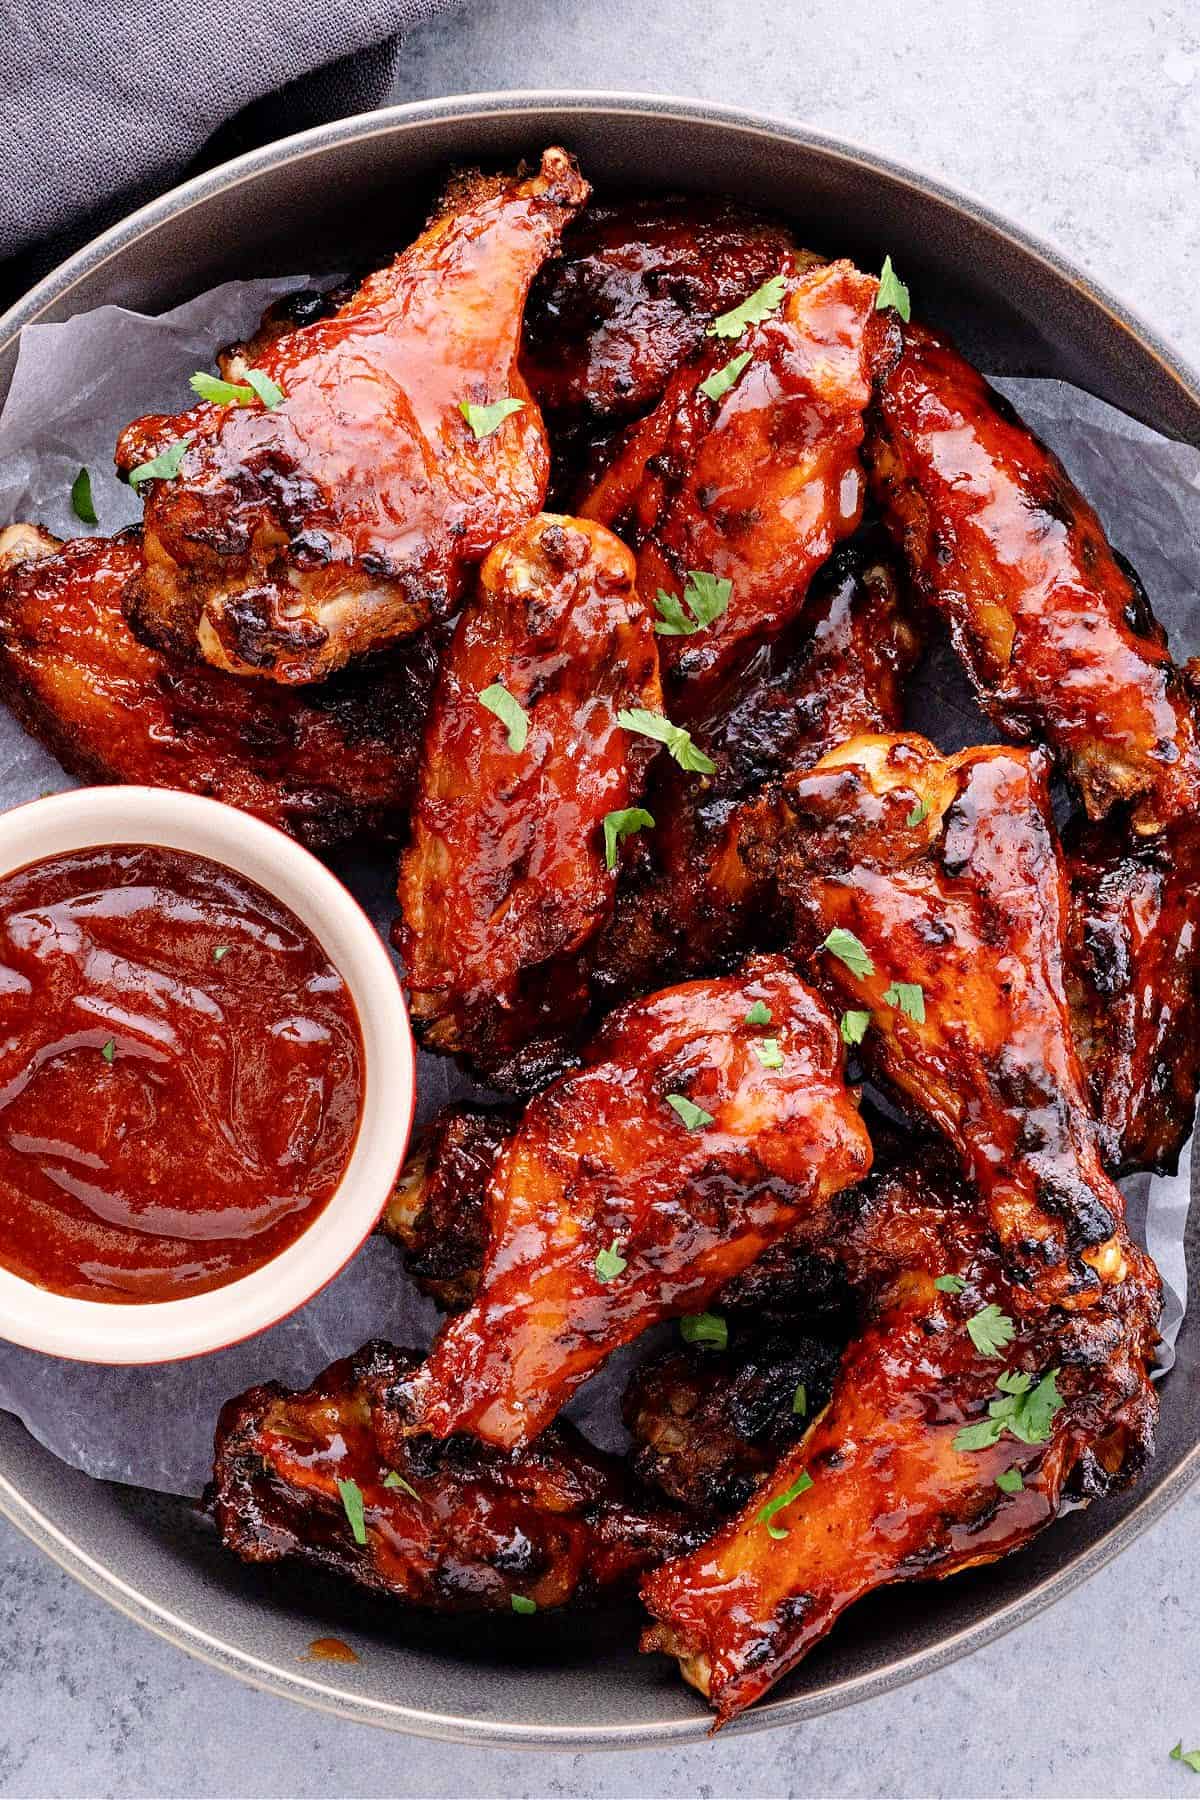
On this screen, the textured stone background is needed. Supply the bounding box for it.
[2,2,1199,1794]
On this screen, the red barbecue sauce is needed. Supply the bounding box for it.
[0,844,364,1303]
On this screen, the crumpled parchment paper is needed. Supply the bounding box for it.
[0,280,1193,1495]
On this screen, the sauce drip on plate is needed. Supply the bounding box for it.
[0,844,364,1303]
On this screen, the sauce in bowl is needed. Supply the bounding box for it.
[0,844,364,1303]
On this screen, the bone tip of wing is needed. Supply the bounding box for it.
[0,522,61,573]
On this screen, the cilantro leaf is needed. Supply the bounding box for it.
[699,350,753,402]
[1006,1368,1063,1444]
[757,1470,814,1539]
[680,1312,727,1350]
[100,1038,116,1064]
[70,466,98,526]
[745,1000,772,1026]
[994,1467,1024,1494]
[934,1274,966,1294]
[839,1009,871,1047]
[336,1476,368,1545]
[792,1383,807,1417]
[822,927,874,980]
[953,1416,1006,1453]
[884,981,926,1024]
[128,435,193,488]
[510,1593,537,1615]
[478,682,529,753]
[245,368,285,410]
[708,273,788,339]
[383,1470,421,1500]
[752,1038,784,1070]
[603,807,654,871]
[616,708,716,774]
[875,255,912,322]
[460,397,525,439]
[906,798,930,827]
[594,1239,628,1283]
[212,945,230,963]
[189,370,256,407]
[653,570,733,638]
[1172,1744,1200,1774]
[967,1303,1016,1359]
[954,1367,1063,1454]
[666,1093,714,1130]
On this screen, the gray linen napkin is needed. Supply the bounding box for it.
[0,0,450,273]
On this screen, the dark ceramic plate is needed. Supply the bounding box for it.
[0,92,1196,1747]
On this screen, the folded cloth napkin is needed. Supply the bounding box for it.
[0,0,452,279]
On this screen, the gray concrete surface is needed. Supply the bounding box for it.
[3,1,1199,1794]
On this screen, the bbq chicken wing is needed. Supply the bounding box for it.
[590,530,921,1008]
[382,957,872,1451]
[116,149,589,684]
[394,513,660,1087]
[867,324,1200,833]
[742,733,1130,1301]
[1065,817,1200,1176]
[581,259,896,710]
[211,1341,696,1613]
[0,526,437,848]
[380,1103,517,1310]
[641,1146,1160,1724]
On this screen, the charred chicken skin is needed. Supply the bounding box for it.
[1065,818,1200,1177]
[379,1103,517,1310]
[394,513,660,1087]
[116,149,589,684]
[0,526,437,848]
[867,324,1200,834]
[383,957,872,1451]
[590,530,921,1008]
[211,1340,696,1613]
[641,1145,1159,1724]
[581,258,896,710]
[742,733,1131,1301]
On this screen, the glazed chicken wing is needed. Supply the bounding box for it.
[0,526,437,848]
[116,149,589,684]
[1065,817,1200,1176]
[211,1341,695,1613]
[382,957,872,1451]
[394,513,660,1087]
[581,258,896,710]
[379,1103,516,1310]
[641,1147,1159,1724]
[867,324,1200,833]
[742,733,1130,1300]
[590,530,921,1007]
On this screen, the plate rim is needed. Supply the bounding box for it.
[0,86,1197,1748]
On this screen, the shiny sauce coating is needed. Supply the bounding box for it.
[0,845,363,1302]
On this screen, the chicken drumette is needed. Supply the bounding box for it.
[117,149,588,684]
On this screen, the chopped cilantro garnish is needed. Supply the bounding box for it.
[994,1467,1024,1494]
[744,1000,772,1026]
[603,807,654,871]
[875,255,912,322]
[822,927,874,980]
[792,1383,807,1417]
[212,945,230,963]
[383,1471,421,1500]
[884,981,926,1024]
[708,273,788,339]
[967,1304,1016,1359]
[934,1274,966,1294]
[594,1239,628,1283]
[653,569,732,638]
[906,798,930,827]
[752,1038,784,1070]
[616,708,715,774]
[511,1593,537,1615]
[478,681,529,753]
[189,371,256,407]
[100,1038,116,1064]
[839,1009,871,1047]
[699,350,753,402]
[70,466,97,526]
[666,1093,714,1130]
[953,1368,1063,1454]
[680,1311,727,1350]
[459,397,525,439]
[757,1469,814,1539]
[245,368,285,410]
[336,1476,368,1545]
[128,435,192,488]
[1172,1744,1200,1774]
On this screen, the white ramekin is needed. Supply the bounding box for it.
[0,787,415,1363]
